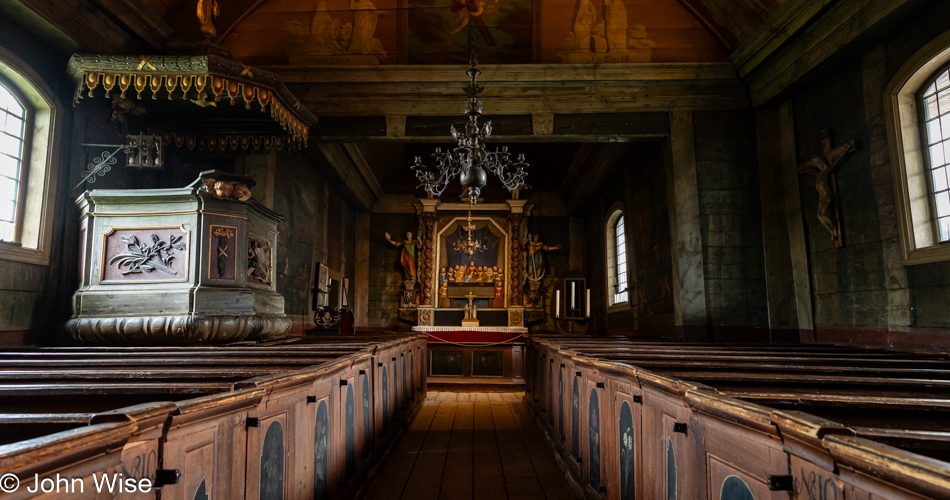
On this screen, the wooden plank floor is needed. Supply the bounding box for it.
[364,392,578,500]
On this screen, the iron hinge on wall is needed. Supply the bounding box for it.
[768,475,794,491]
[153,469,180,488]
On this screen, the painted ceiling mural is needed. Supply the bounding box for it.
[217,0,731,65]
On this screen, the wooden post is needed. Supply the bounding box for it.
[665,110,708,341]
[354,211,370,327]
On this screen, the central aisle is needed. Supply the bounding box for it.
[362,392,579,500]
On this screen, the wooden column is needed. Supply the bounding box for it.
[778,102,816,340]
[568,216,585,273]
[417,199,440,308]
[756,107,800,341]
[354,211,370,327]
[863,45,911,332]
[665,110,708,341]
[507,200,528,307]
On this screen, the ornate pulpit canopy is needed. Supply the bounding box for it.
[67,49,317,152]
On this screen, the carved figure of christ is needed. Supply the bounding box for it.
[797,130,856,247]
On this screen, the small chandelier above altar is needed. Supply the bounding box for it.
[453,210,486,256]
[411,38,528,204]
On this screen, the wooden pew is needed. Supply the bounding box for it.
[524,336,950,500]
[0,334,427,500]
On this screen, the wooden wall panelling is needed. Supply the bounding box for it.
[739,0,915,107]
[603,369,643,500]
[634,372,698,500]
[577,358,607,499]
[685,390,789,500]
[161,389,266,500]
[240,376,311,500]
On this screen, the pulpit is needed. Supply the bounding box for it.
[68,170,292,345]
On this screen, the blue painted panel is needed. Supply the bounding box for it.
[261,421,284,500]
[193,478,208,500]
[363,373,371,455]
[720,476,755,500]
[314,401,329,500]
[558,366,564,437]
[571,376,580,458]
[382,366,389,430]
[345,383,356,480]
[667,438,676,500]
[619,401,635,500]
[589,388,601,490]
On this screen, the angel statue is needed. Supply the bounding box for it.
[385,231,422,280]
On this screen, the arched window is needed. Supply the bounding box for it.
[0,78,28,243]
[887,29,950,264]
[0,47,62,266]
[605,208,628,307]
[921,67,950,242]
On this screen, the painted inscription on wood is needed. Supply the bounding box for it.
[314,400,329,500]
[589,388,601,490]
[619,401,634,500]
[260,421,284,500]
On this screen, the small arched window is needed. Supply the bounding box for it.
[0,78,28,243]
[605,208,628,307]
[921,67,950,242]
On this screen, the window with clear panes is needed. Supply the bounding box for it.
[0,80,26,243]
[922,66,950,242]
[613,215,627,305]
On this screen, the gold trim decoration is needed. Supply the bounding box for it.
[67,53,316,150]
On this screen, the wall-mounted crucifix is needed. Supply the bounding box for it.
[797,129,856,248]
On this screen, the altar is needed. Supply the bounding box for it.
[389,196,559,386]
[412,326,526,386]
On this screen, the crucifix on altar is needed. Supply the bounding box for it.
[461,291,480,327]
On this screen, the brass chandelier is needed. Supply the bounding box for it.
[452,210,486,256]
[411,39,529,204]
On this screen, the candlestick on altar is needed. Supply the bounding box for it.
[555,290,561,318]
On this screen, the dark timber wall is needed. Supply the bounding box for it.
[789,0,950,351]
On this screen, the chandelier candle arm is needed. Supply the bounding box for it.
[411,36,528,204]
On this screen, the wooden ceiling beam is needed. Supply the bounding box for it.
[563,144,638,214]
[312,143,382,211]
[16,0,153,53]
[94,0,178,51]
[274,62,749,117]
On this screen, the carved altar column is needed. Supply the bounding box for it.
[507,200,528,308]
[416,198,440,323]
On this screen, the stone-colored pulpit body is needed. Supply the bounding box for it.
[68,170,292,345]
